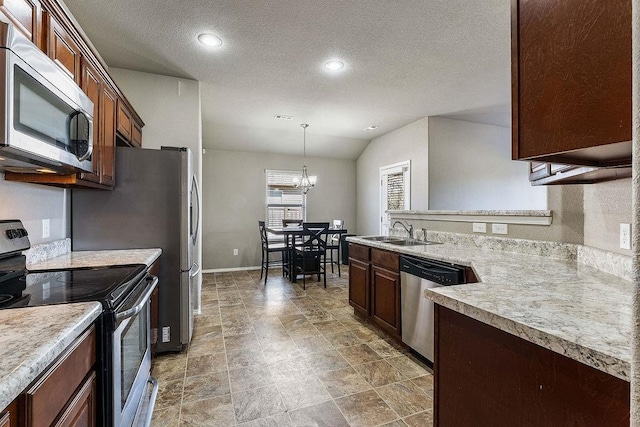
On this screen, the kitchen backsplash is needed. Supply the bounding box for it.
[0,175,69,245]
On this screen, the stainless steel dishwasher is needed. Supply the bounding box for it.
[400,255,468,364]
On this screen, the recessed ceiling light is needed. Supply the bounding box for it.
[198,33,223,48]
[324,60,345,71]
[274,114,294,120]
[364,125,378,131]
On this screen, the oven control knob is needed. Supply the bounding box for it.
[17,228,28,237]
[5,230,16,239]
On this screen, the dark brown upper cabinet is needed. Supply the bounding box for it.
[512,0,632,168]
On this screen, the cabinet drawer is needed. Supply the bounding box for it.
[371,248,399,272]
[25,326,96,427]
[349,243,369,262]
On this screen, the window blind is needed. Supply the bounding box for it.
[386,172,405,210]
[265,170,306,229]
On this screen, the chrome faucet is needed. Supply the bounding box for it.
[392,220,413,239]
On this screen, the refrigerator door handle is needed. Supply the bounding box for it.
[192,176,201,244]
[190,262,201,278]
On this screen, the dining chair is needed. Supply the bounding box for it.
[258,221,286,283]
[292,222,329,289]
[326,220,344,277]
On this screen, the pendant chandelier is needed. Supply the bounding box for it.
[293,123,317,194]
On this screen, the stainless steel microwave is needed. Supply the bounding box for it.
[0,22,93,174]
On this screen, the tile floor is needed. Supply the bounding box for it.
[150,268,434,427]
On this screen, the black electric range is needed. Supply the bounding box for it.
[0,258,147,312]
[0,220,158,427]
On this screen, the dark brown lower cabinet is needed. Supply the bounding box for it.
[434,305,629,426]
[54,372,96,427]
[371,265,401,336]
[0,398,18,427]
[348,243,402,340]
[348,257,370,317]
[0,325,97,427]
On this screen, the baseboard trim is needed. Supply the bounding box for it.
[202,266,262,273]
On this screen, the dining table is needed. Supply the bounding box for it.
[265,225,348,282]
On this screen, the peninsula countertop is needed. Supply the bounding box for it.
[346,235,632,381]
[0,302,102,410]
[27,248,162,271]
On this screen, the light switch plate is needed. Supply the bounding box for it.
[492,223,508,235]
[472,222,487,233]
[620,223,631,250]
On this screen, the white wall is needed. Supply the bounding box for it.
[356,118,429,235]
[109,68,204,306]
[203,150,356,269]
[0,175,68,244]
[428,117,547,210]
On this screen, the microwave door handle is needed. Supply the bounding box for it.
[116,276,158,322]
[70,110,93,162]
[77,136,93,162]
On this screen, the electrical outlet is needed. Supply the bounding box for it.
[233,249,239,256]
[620,223,631,250]
[472,223,487,233]
[492,223,508,235]
[42,219,50,239]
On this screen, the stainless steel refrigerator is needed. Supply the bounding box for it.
[72,146,201,353]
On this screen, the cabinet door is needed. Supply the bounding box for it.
[79,58,101,183]
[131,122,142,148]
[0,0,41,47]
[348,258,370,317]
[371,265,401,337]
[46,11,81,83]
[54,371,96,427]
[100,84,116,187]
[513,0,631,165]
[116,99,132,141]
[25,327,95,427]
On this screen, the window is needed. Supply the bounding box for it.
[380,161,410,234]
[265,169,306,229]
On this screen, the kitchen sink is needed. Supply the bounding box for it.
[387,239,428,246]
[361,235,402,242]
[387,239,442,246]
[361,236,442,246]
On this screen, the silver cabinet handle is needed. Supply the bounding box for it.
[116,275,158,321]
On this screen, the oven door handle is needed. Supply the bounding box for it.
[116,275,158,322]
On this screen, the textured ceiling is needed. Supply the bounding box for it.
[63,0,511,160]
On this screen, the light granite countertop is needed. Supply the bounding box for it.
[27,248,162,271]
[347,235,632,381]
[0,302,102,410]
